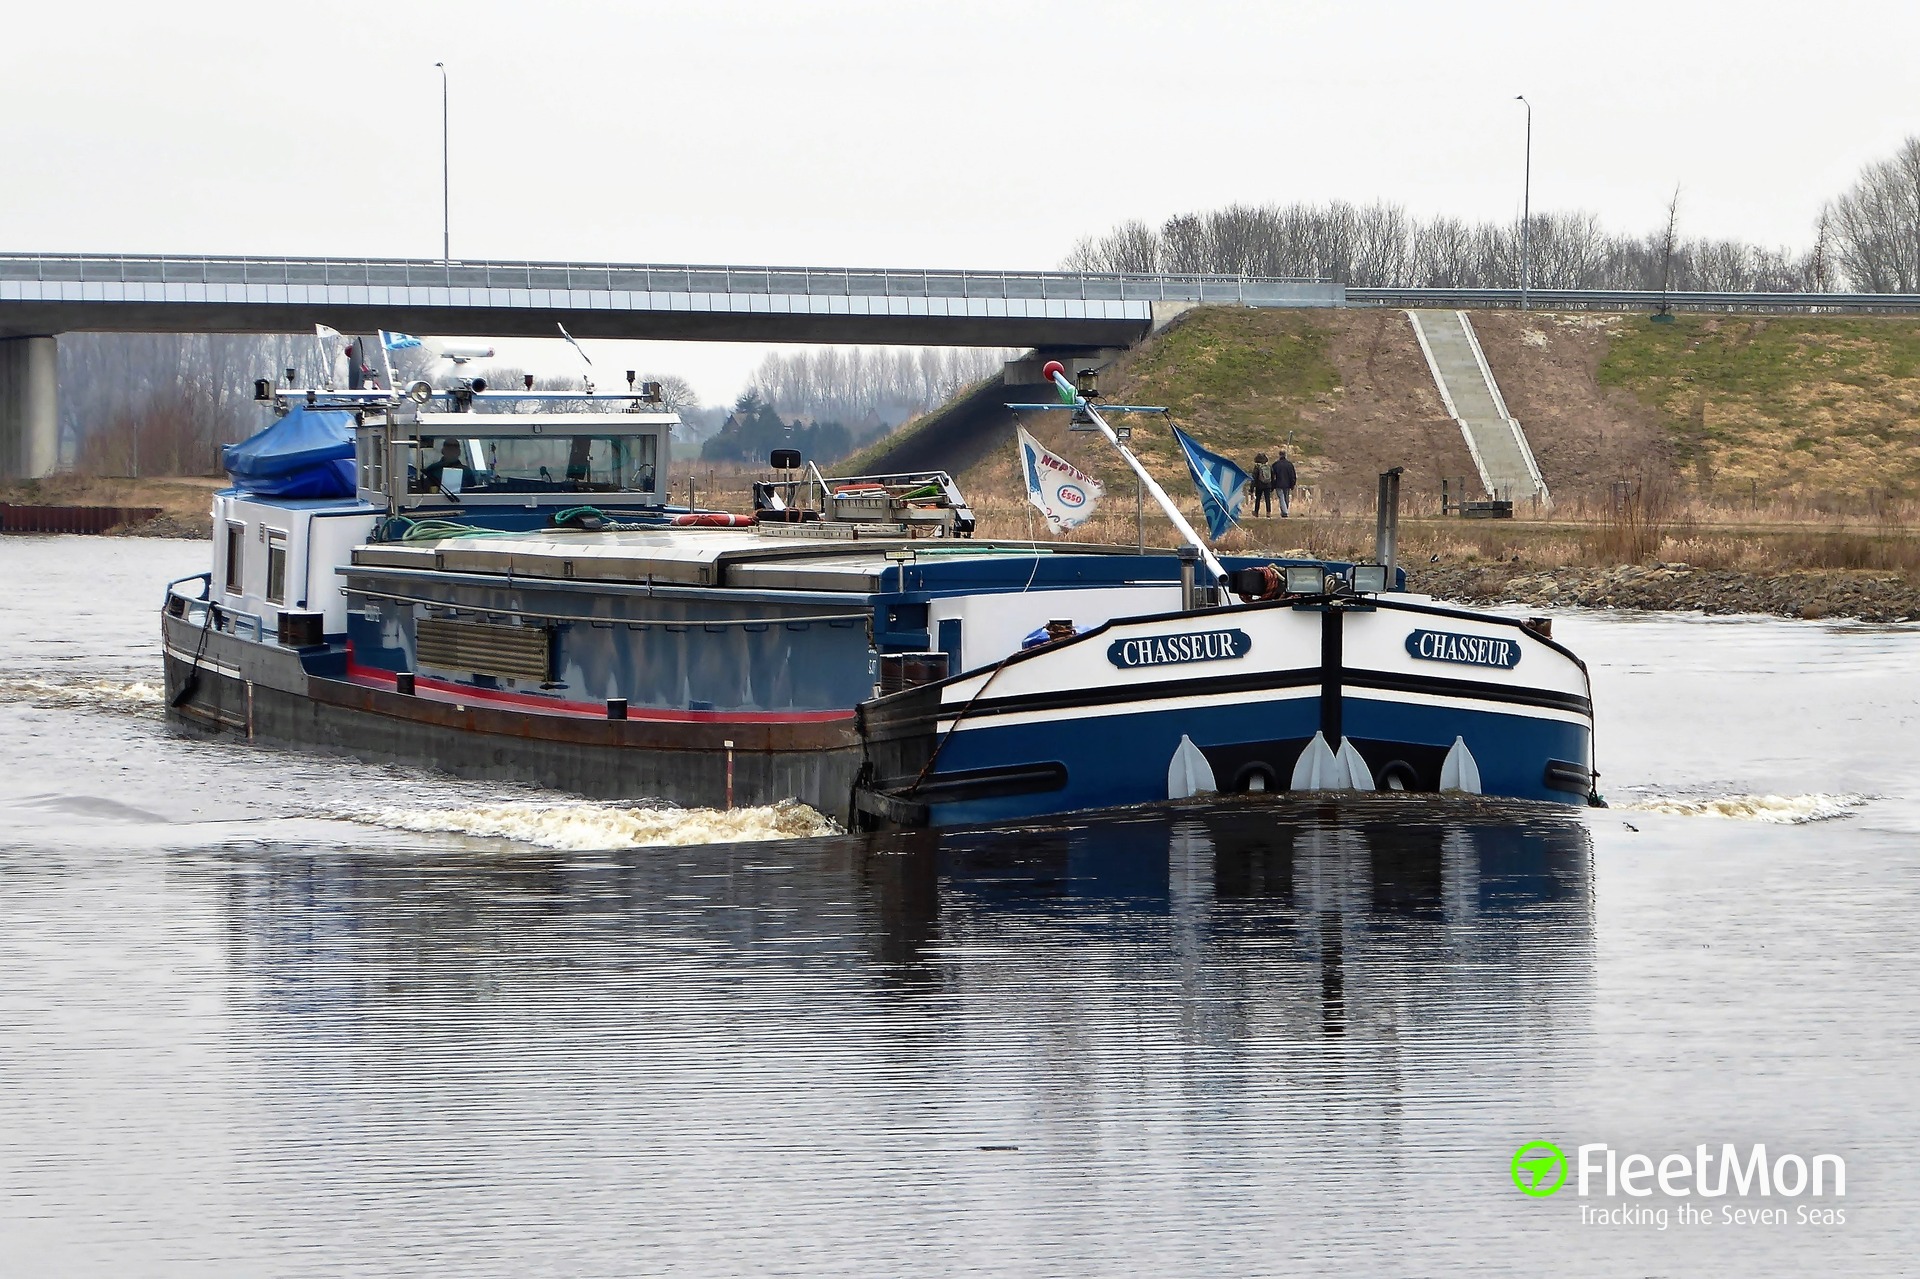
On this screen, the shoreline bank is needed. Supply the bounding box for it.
[1415,562,1920,624]
[7,478,1916,623]
[0,476,219,539]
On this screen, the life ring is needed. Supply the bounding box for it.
[671,512,755,527]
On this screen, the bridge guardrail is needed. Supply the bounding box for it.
[25,254,1917,313]
[0,252,1331,305]
[1350,286,1920,313]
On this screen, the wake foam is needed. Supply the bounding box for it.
[0,676,164,711]
[1622,793,1865,824]
[354,796,841,849]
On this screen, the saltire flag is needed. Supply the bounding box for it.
[1172,423,1250,541]
[1017,426,1104,534]
[379,330,423,351]
[557,322,593,365]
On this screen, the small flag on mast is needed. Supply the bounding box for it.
[1171,423,1250,541]
[1017,426,1104,534]
[311,324,343,391]
[379,330,423,351]
[557,322,593,365]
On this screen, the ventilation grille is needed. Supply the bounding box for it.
[416,618,551,682]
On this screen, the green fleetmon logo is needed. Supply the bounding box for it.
[1512,1141,1569,1196]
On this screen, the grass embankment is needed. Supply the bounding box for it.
[1100,308,1341,473]
[956,309,1358,550]
[943,308,1920,617]
[1596,313,1920,503]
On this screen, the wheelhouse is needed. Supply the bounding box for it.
[358,410,676,512]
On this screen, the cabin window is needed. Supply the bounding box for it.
[265,531,288,604]
[224,522,245,594]
[632,434,658,492]
[404,432,663,495]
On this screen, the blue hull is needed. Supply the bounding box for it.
[915,692,1590,827]
[1342,695,1590,805]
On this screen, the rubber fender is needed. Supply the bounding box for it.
[671,512,756,527]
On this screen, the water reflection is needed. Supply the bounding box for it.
[189,796,1593,1056]
[868,797,1594,1055]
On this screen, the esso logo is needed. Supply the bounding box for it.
[1057,484,1087,508]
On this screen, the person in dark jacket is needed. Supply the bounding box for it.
[421,439,465,492]
[1249,452,1274,516]
[1274,450,1298,517]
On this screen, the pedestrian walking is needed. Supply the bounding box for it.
[1274,449,1298,517]
[1250,452,1274,517]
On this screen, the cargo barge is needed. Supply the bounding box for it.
[163,360,1599,828]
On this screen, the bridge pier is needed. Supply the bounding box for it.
[0,335,58,480]
[1004,348,1125,386]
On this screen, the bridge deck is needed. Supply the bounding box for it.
[0,254,1342,344]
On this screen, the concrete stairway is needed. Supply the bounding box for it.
[1405,310,1548,506]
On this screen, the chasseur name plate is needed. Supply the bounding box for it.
[1404,628,1522,669]
[1108,628,1251,670]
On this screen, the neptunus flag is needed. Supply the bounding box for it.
[1017,426,1104,534]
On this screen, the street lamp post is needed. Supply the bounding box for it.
[436,62,450,263]
[1516,95,1532,311]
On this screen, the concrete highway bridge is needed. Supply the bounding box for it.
[18,252,1916,483]
[0,252,1343,478]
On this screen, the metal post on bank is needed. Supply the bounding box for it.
[1375,467,1403,576]
[1516,95,1533,311]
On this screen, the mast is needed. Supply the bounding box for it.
[1041,362,1227,583]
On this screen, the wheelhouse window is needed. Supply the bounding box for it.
[407,433,661,495]
[265,531,288,605]
[358,427,387,494]
[224,522,245,594]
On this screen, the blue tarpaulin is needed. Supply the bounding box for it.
[222,406,357,498]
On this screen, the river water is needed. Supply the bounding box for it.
[1,536,1914,1277]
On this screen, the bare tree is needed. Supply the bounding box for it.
[1058,180,1861,294]
[1824,136,1920,291]
[1810,211,1834,292]
[744,346,1010,438]
[60,331,336,475]
[645,373,699,414]
[1061,219,1158,273]
[1658,186,1682,313]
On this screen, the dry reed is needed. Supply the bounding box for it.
[693,460,1920,582]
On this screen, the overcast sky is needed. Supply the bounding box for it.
[7,0,1919,401]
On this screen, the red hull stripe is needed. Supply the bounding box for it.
[343,655,853,725]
